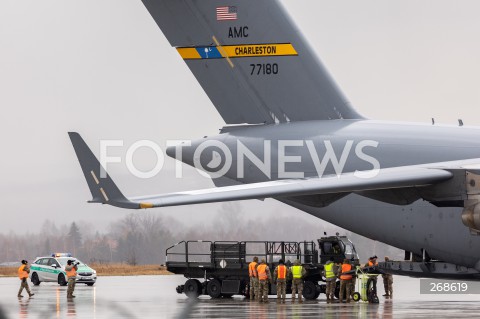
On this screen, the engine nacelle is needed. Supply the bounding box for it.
[462,204,480,232]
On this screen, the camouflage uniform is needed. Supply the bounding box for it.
[339,278,351,302]
[290,260,306,303]
[18,264,33,298]
[256,261,271,303]
[382,274,393,297]
[382,257,393,297]
[65,263,78,298]
[248,259,259,301]
[350,260,359,298]
[323,260,337,303]
[250,276,259,300]
[339,260,352,303]
[367,257,379,296]
[273,263,290,303]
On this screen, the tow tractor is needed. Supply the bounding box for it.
[166,236,359,299]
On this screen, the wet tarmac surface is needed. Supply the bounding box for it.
[1,275,479,318]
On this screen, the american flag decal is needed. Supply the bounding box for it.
[216,6,238,21]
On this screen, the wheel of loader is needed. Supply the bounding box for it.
[302,281,318,300]
[184,279,202,298]
[206,279,222,298]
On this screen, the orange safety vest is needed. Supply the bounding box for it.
[277,265,287,279]
[257,264,268,280]
[340,263,352,280]
[18,265,28,280]
[249,261,258,277]
[66,266,77,278]
[368,261,378,267]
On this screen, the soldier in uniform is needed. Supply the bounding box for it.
[18,260,34,298]
[65,260,78,298]
[382,256,393,298]
[273,259,290,303]
[256,259,272,303]
[339,259,352,303]
[322,257,337,303]
[290,259,306,303]
[248,256,259,301]
[367,256,379,296]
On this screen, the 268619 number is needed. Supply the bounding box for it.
[250,63,278,75]
[430,282,468,292]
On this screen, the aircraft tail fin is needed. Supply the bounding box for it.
[141,0,364,124]
[68,132,139,209]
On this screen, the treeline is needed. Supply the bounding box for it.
[0,203,402,265]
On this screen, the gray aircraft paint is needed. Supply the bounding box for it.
[170,120,480,183]
[69,0,480,273]
[140,0,362,124]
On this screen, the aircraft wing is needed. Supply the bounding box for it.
[69,132,454,209]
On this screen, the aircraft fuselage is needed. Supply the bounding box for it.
[168,119,480,269]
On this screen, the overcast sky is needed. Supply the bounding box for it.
[1,0,480,234]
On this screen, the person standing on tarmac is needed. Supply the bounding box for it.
[18,260,34,298]
[382,256,393,298]
[339,259,352,303]
[350,258,360,300]
[367,256,379,296]
[273,259,290,303]
[256,259,271,303]
[322,257,337,303]
[65,260,78,298]
[248,256,259,301]
[290,259,306,303]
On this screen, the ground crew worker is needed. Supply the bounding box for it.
[248,256,259,301]
[273,259,290,303]
[350,259,360,299]
[256,259,271,303]
[382,256,393,298]
[339,259,352,303]
[322,257,336,303]
[65,260,78,298]
[367,256,379,295]
[18,260,34,298]
[290,259,306,303]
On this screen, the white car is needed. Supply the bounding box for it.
[29,253,97,286]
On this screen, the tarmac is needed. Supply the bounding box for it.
[0,275,479,318]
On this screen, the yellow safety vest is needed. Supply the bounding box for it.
[291,265,303,279]
[324,263,335,278]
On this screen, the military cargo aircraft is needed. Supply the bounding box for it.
[69,0,480,279]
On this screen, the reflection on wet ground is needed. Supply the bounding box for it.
[0,275,479,318]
